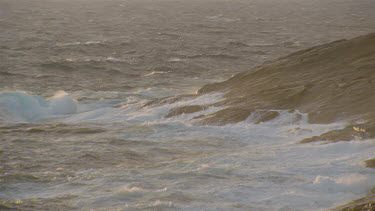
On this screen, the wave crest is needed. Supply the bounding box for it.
[0,91,77,122]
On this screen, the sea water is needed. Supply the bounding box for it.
[1,90,375,210]
[1,0,375,210]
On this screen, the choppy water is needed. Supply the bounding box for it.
[1,0,375,210]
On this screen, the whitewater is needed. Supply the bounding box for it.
[1,89,375,210]
[1,0,375,210]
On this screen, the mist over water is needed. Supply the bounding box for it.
[1,0,375,210]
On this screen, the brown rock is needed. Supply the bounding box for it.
[251,110,279,124]
[197,33,375,125]
[165,105,206,118]
[198,107,253,126]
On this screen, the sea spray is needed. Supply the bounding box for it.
[0,91,77,122]
[50,90,77,115]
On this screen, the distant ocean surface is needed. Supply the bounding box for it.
[1,0,375,210]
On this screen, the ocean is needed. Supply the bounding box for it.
[1,0,375,210]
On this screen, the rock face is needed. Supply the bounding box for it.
[197,33,375,125]
[330,187,375,211]
[300,120,375,143]
[159,33,375,138]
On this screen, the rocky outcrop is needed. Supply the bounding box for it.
[196,33,375,125]
[161,33,375,129]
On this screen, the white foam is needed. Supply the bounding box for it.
[168,57,185,62]
[3,90,375,210]
[247,42,275,47]
[142,71,166,77]
[50,91,77,115]
[0,91,78,122]
[64,92,225,124]
[313,174,368,187]
[55,40,105,47]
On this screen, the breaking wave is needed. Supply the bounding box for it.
[1,33,375,210]
[0,91,77,122]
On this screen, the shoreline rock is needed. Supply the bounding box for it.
[196,33,375,126]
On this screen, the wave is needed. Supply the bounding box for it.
[0,91,77,122]
[188,53,239,60]
[43,57,130,65]
[40,57,133,74]
[55,40,108,47]
[156,32,183,39]
[142,71,168,77]
[246,42,275,47]
[206,14,240,22]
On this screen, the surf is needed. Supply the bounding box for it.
[0,91,77,122]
